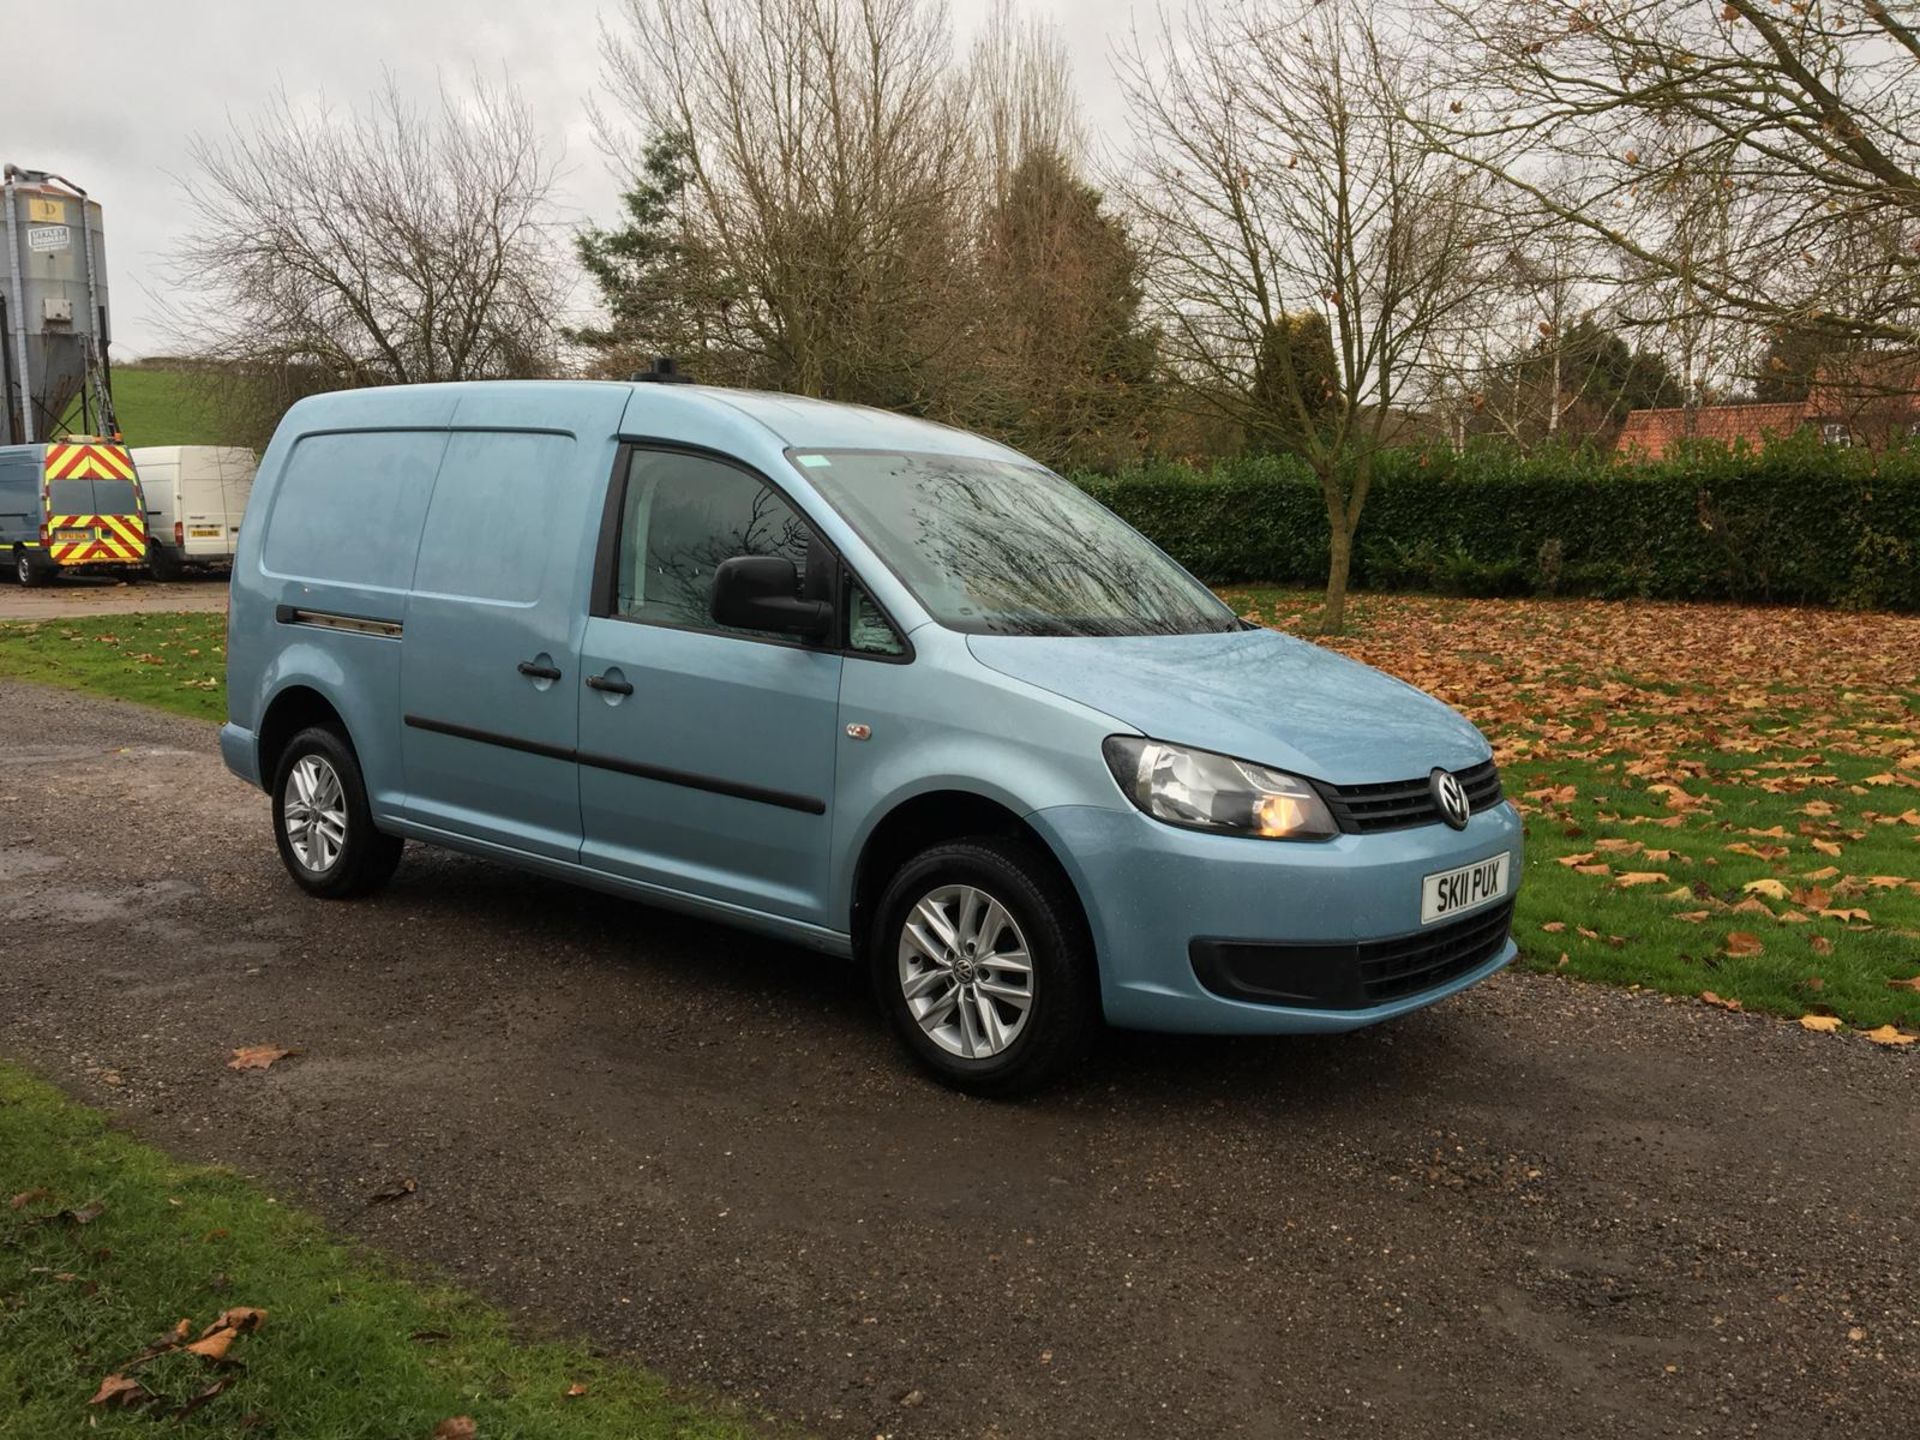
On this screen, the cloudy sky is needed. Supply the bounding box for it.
[0,0,1137,357]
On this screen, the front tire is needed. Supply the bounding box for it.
[871,838,1098,1097]
[270,725,403,898]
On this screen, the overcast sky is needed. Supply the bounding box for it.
[0,0,1137,358]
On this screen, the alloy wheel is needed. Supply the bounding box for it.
[897,884,1035,1059]
[283,754,348,872]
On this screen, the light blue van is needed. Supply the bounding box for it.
[222,372,1522,1094]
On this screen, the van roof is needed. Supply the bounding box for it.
[280,380,1032,466]
[693,387,1025,462]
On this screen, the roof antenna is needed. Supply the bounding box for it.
[632,356,693,384]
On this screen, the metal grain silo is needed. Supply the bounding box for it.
[1,166,116,445]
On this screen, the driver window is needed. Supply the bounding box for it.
[616,450,812,634]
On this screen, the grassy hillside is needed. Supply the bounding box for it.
[108,366,237,447]
[58,366,240,448]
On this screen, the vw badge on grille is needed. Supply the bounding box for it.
[1430,768,1471,830]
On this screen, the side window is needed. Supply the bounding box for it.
[846,579,905,656]
[616,450,813,635]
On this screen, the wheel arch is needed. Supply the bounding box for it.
[848,789,1096,971]
[256,683,353,792]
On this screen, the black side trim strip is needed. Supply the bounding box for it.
[403,713,573,763]
[576,749,826,814]
[401,713,826,815]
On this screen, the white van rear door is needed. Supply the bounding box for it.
[219,453,255,555]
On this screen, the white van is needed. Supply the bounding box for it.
[131,445,256,578]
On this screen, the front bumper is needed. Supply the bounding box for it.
[1028,800,1524,1035]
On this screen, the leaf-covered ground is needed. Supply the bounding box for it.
[1227,589,1920,1036]
[0,613,227,722]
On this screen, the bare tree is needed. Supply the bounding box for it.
[168,73,567,417]
[1428,0,1920,354]
[969,0,1084,210]
[1121,0,1495,631]
[596,0,974,407]
[956,7,1156,469]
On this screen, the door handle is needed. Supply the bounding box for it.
[585,673,634,696]
[517,660,563,681]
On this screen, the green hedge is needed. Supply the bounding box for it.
[1072,440,1920,610]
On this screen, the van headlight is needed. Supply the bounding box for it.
[1102,736,1338,841]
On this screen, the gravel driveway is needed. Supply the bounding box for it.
[0,679,1913,1439]
[0,574,230,621]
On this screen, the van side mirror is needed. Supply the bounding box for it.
[711,555,833,641]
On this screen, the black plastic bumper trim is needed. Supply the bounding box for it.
[1190,900,1514,1010]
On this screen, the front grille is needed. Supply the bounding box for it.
[1190,899,1514,1010]
[1319,758,1503,834]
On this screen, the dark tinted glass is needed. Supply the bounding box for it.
[47,479,95,513]
[90,480,139,514]
[617,451,811,633]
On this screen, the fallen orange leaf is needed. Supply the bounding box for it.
[207,1306,268,1335]
[1798,1015,1842,1033]
[1888,975,1920,992]
[1724,932,1765,957]
[227,1046,299,1072]
[1700,991,1743,1011]
[1615,871,1670,887]
[1863,1025,1917,1047]
[88,1375,148,1408]
[185,1329,234,1361]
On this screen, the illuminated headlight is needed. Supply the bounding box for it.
[1102,736,1338,841]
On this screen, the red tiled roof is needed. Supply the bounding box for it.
[1613,402,1811,460]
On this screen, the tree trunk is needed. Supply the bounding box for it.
[1322,522,1353,634]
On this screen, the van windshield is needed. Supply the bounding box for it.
[792,450,1237,638]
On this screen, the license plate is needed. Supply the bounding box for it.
[190,526,221,537]
[1420,854,1510,925]
[55,527,94,543]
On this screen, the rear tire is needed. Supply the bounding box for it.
[147,543,183,581]
[871,837,1099,1097]
[270,725,404,899]
[15,548,51,588]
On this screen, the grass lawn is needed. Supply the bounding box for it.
[1226,588,1920,1035]
[61,366,238,448]
[0,1062,757,1438]
[3,596,1917,1035]
[0,613,227,723]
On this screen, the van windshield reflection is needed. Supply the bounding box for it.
[792,451,1237,638]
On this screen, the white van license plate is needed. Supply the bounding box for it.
[1420,854,1510,925]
